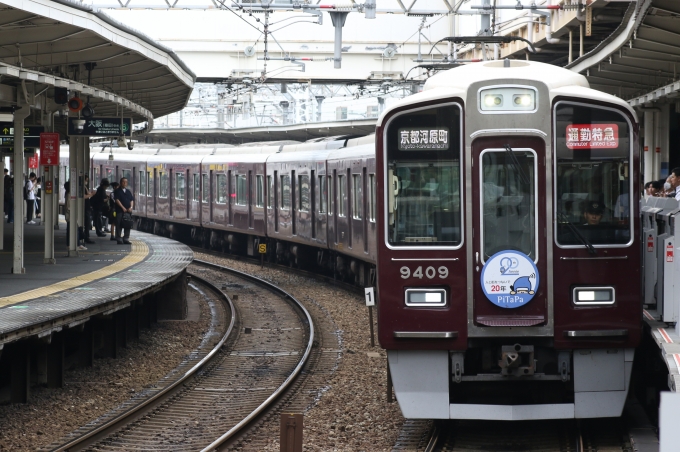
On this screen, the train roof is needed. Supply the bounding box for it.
[377,60,636,125]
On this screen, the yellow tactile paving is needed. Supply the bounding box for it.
[0,239,149,308]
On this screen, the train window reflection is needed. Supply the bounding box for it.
[281,175,290,209]
[159,172,168,198]
[338,175,346,217]
[236,175,247,206]
[480,150,536,261]
[267,175,273,209]
[202,174,209,203]
[388,162,461,245]
[216,174,226,204]
[554,102,631,246]
[352,174,362,219]
[176,172,185,201]
[256,175,264,208]
[319,176,327,214]
[299,175,310,212]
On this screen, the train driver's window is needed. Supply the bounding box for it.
[481,149,537,261]
[216,174,227,203]
[385,104,462,247]
[202,174,209,203]
[159,172,168,198]
[554,102,632,246]
[281,174,291,209]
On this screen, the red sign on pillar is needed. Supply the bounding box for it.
[39,132,60,166]
[28,153,39,169]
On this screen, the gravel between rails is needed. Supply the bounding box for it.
[193,252,405,452]
[0,288,211,452]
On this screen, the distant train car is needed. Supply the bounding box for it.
[375,60,640,420]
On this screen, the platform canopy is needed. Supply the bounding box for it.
[0,0,196,127]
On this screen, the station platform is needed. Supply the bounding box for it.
[0,219,193,348]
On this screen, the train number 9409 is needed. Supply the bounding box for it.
[400,266,448,279]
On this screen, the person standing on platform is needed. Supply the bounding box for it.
[82,176,95,244]
[3,168,12,223]
[114,177,134,245]
[669,167,680,202]
[91,178,110,237]
[25,172,37,224]
[108,181,119,241]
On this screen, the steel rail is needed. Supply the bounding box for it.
[193,258,315,452]
[48,274,236,452]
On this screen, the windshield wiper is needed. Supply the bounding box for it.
[558,212,597,255]
[504,144,530,186]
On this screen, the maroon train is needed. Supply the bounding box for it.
[60,60,639,421]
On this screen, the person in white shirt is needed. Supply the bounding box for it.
[25,172,37,224]
[669,167,680,202]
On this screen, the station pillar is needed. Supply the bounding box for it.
[657,104,670,177]
[13,104,30,274]
[68,136,78,256]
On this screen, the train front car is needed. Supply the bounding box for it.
[375,60,640,421]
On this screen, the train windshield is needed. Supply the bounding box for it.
[481,149,537,261]
[385,104,462,247]
[554,102,632,246]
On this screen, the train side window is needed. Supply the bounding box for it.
[256,175,264,208]
[159,172,168,198]
[176,172,185,200]
[94,167,100,185]
[106,168,113,182]
[236,174,247,206]
[149,171,154,198]
[202,173,209,203]
[299,175,310,212]
[554,102,632,246]
[338,174,346,217]
[122,169,131,183]
[267,175,273,209]
[281,174,291,209]
[319,175,327,214]
[139,171,146,197]
[216,174,227,203]
[328,175,333,216]
[193,174,200,201]
[352,174,362,219]
[368,174,376,222]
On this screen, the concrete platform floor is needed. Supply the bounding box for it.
[0,215,136,298]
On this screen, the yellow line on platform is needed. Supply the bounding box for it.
[0,240,149,308]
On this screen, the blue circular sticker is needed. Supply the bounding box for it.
[480,250,539,309]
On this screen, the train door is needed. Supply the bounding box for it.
[274,170,279,233]
[291,170,296,236]
[153,168,157,214]
[471,136,547,327]
[209,169,214,223]
[311,170,316,239]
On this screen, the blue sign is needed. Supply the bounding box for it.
[480,250,539,309]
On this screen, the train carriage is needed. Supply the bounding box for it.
[375,60,640,420]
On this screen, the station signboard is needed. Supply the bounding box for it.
[40,133,61,166]
[68,117,132,137]
[0,123,45,151]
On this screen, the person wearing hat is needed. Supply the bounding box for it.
[583,201,604,226]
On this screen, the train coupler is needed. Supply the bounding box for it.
[499,344,535,376]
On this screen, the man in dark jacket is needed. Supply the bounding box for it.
[91,178,110,237]
[114,177,134,245]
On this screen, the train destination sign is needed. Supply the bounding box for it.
[566,123,619,149]
[481,250,539,309]
[398,127,449,151]
[0,123,44,149]
[68,117,132,137]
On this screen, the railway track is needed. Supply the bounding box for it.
[394,418,634,452]
[45,260,314,451]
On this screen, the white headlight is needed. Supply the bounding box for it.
[573,287,615,305]
[405,288,447,307]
